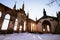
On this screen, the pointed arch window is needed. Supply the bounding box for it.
[1,14,10,30]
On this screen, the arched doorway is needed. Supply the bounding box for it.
[42,20,51,33]
[1,14,10,30]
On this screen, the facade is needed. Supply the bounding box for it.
[0,3,60,34]
[36,9,58,33]
[0,3,27,33]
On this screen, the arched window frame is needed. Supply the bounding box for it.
[1,14,10,30]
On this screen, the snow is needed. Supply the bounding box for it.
[0,33,60,40]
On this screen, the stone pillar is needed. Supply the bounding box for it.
[16,22,21,32]
[0,14,5,30]
[16,18,21,32]
[7,16,15,33]
[22,21,24,32]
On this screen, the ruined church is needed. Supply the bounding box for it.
[0,3,60,34]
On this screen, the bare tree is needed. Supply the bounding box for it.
[47,0,60,7]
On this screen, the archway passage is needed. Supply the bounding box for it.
[42,20,51,33]
[1,14,10,30]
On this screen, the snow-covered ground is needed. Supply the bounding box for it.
[0,33,60,40]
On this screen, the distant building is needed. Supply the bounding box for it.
[0,3,60,34]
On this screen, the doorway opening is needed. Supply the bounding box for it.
[42,20,51,33]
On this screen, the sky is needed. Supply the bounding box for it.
[0,0,60,20]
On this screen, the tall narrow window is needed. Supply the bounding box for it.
[24,21,26,31]
[31,23,35,31]
[14,19,18,30]
[1,14,10,30]
[19,25,22,31]
[0,11,2,17]
[47,25,50,32]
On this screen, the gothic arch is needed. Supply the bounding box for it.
[42,20,51,33]
[1,14,10,30]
